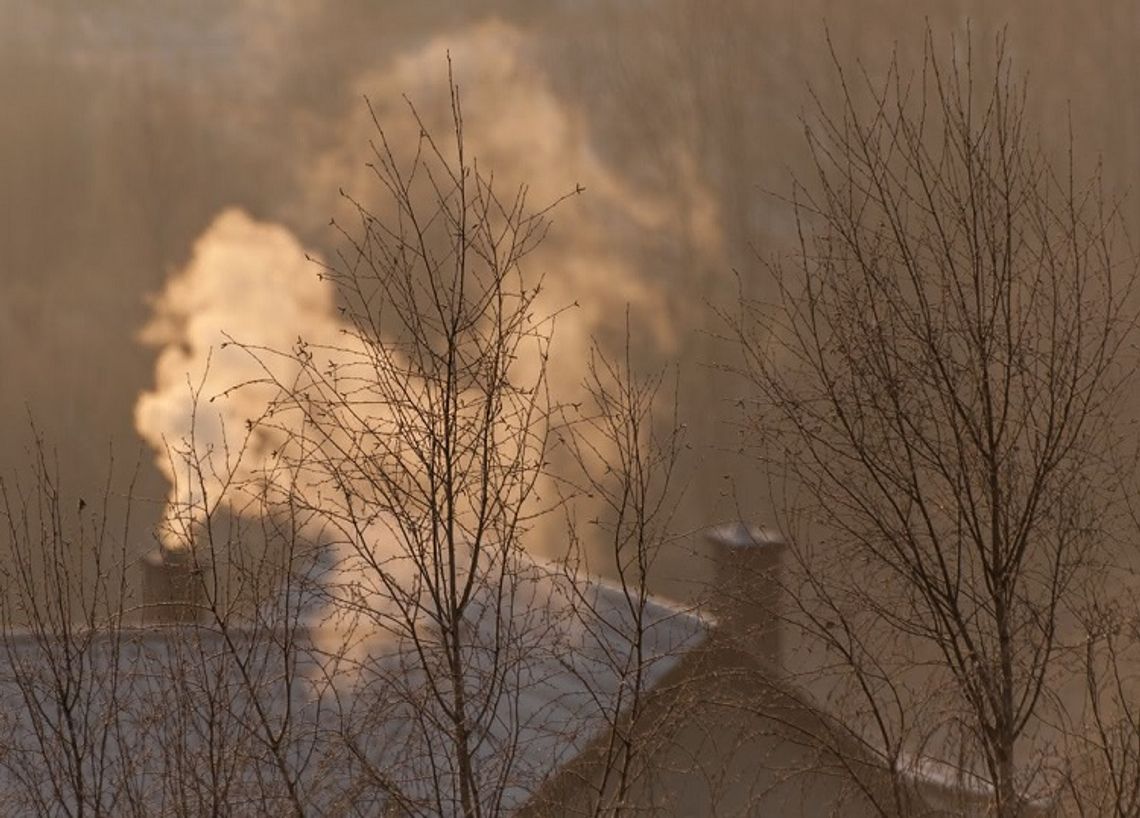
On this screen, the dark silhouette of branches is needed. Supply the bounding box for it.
[731,28,1137,818]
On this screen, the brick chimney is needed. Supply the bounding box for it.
[140,546,207,624]
[705,521,786,668]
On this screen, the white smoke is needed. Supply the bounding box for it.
[135,207,342,550]
[300,20,725,380]
[135,20,725,560]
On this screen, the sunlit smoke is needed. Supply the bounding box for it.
[300,20,725,384]
[134,207,341,551]
[135,20,725,563]
[298,21,726,560]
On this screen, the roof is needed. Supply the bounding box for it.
[299,550,711,813]
[0,551,709,817]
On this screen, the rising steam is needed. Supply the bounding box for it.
[135,20,724,559]
[300,20,724,373]
[134,207,341,550]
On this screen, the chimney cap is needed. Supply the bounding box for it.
[142,545,206,569]
[704,521,785,550]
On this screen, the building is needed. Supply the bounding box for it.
[0,527,1053,816]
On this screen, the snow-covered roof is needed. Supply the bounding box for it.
[0,554,709,817]
[895,750,1058,816]
[704,521,785,550]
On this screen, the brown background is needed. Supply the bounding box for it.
[2,1,1136,599]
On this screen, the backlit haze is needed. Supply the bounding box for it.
[4,0,1139,600]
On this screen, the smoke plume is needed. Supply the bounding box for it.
[134,207,341,549]
[134,20,723,562]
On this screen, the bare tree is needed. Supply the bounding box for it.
[220,66,710,817]
[549,322,691,817]
[149,383,327,818]
[731,30,1136,818]
[1062,598,1140,818]
[0,64,709,818]
[221,64,593,817]
[0,433,138,818]
[0,414,335,817]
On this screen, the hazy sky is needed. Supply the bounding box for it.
[3,0,1138,597]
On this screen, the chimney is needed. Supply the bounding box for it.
[140,546,207,624]
[705,521,786,668]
